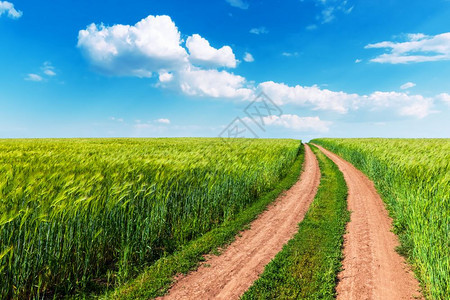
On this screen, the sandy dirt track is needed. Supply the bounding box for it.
[315,144,422,300]
[159,144,320,300]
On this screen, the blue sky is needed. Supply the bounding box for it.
[1,0,449,140]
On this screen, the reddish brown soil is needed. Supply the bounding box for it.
[315,144,422,300]
[158,144,320,300]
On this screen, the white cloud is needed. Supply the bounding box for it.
[42,61,56,76]
[306,24,318,31]
[24,62,57,82]
[257,81,435,118]
[156,118,170,124]
[25,74,43,82]
[355,59,362,63]
[365,91,433,119]
[255,114,331,132]
[226,0,249,9]
[44,69,56,76]
[186,34,237,68]
[0,1,22,19]
[78,15,250,100]
[158,71,173,82]
[249,27,268,35]
[400,82,416,90]
[282,52,299,57]
[77,15,189,77]
[365,32,450,64]
[258,81,360,113]
[321,6,335,23]
[243,52,254,62]
[178,67,254,99]
[407,33,427,41]
[437,93,450,106]
[134,123,152,129]
[313,0,353,24]
[77,14,439,121]
[110,117,124,122]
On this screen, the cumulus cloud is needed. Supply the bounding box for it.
[364,91,434,119]
[256,114,331,132]
[77,14,438,120]
[243,52,254,62]
[257,81,436,118]
[365,32,450,63]
[186,34,237,68]
[400,82,415,90]
[178,67,254,99]
[258,81,360,113]
[25,74,43,82]
[226,0,249,9]
[78,15,247,99]
[77,15,189,77]
[156,118,171,124]
[436,93,450,106]
[158,71,173,82]
[249,27,268,35]
[0,1,22,19]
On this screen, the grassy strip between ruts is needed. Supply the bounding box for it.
[88,145,305,300]
[241,144,349,300]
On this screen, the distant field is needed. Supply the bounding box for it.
[312,138,450,299]
[0,138,301,299]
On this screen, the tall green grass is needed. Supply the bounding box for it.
[104,145,305,300]
[0,138,301,299]
[311,138,449,300]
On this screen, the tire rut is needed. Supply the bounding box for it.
[315,144,422,300]
[158,144,320,300]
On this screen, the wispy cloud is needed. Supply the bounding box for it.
[400,82,416,90]
[312,0,353,25]
[282,52,299,57]
[156,118,171,124]
[225,0,249,9]
[355,59,362,63]
[243,52,254,62]
[25,74,43,82]
[365,32,450,64]
[25,62,57,82]
[0,1,22,19]
[110,117,124,122]
[249,27,268,35]
[42,62,56,76]
[306,24,318,31]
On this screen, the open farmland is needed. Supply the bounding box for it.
[0,138,301,299]
[312,138,450,299]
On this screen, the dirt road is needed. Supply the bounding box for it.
[315,144,422,300]
[159,144,320,300]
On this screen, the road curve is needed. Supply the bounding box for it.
[315,144,422,300]
[159,144,320,300]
